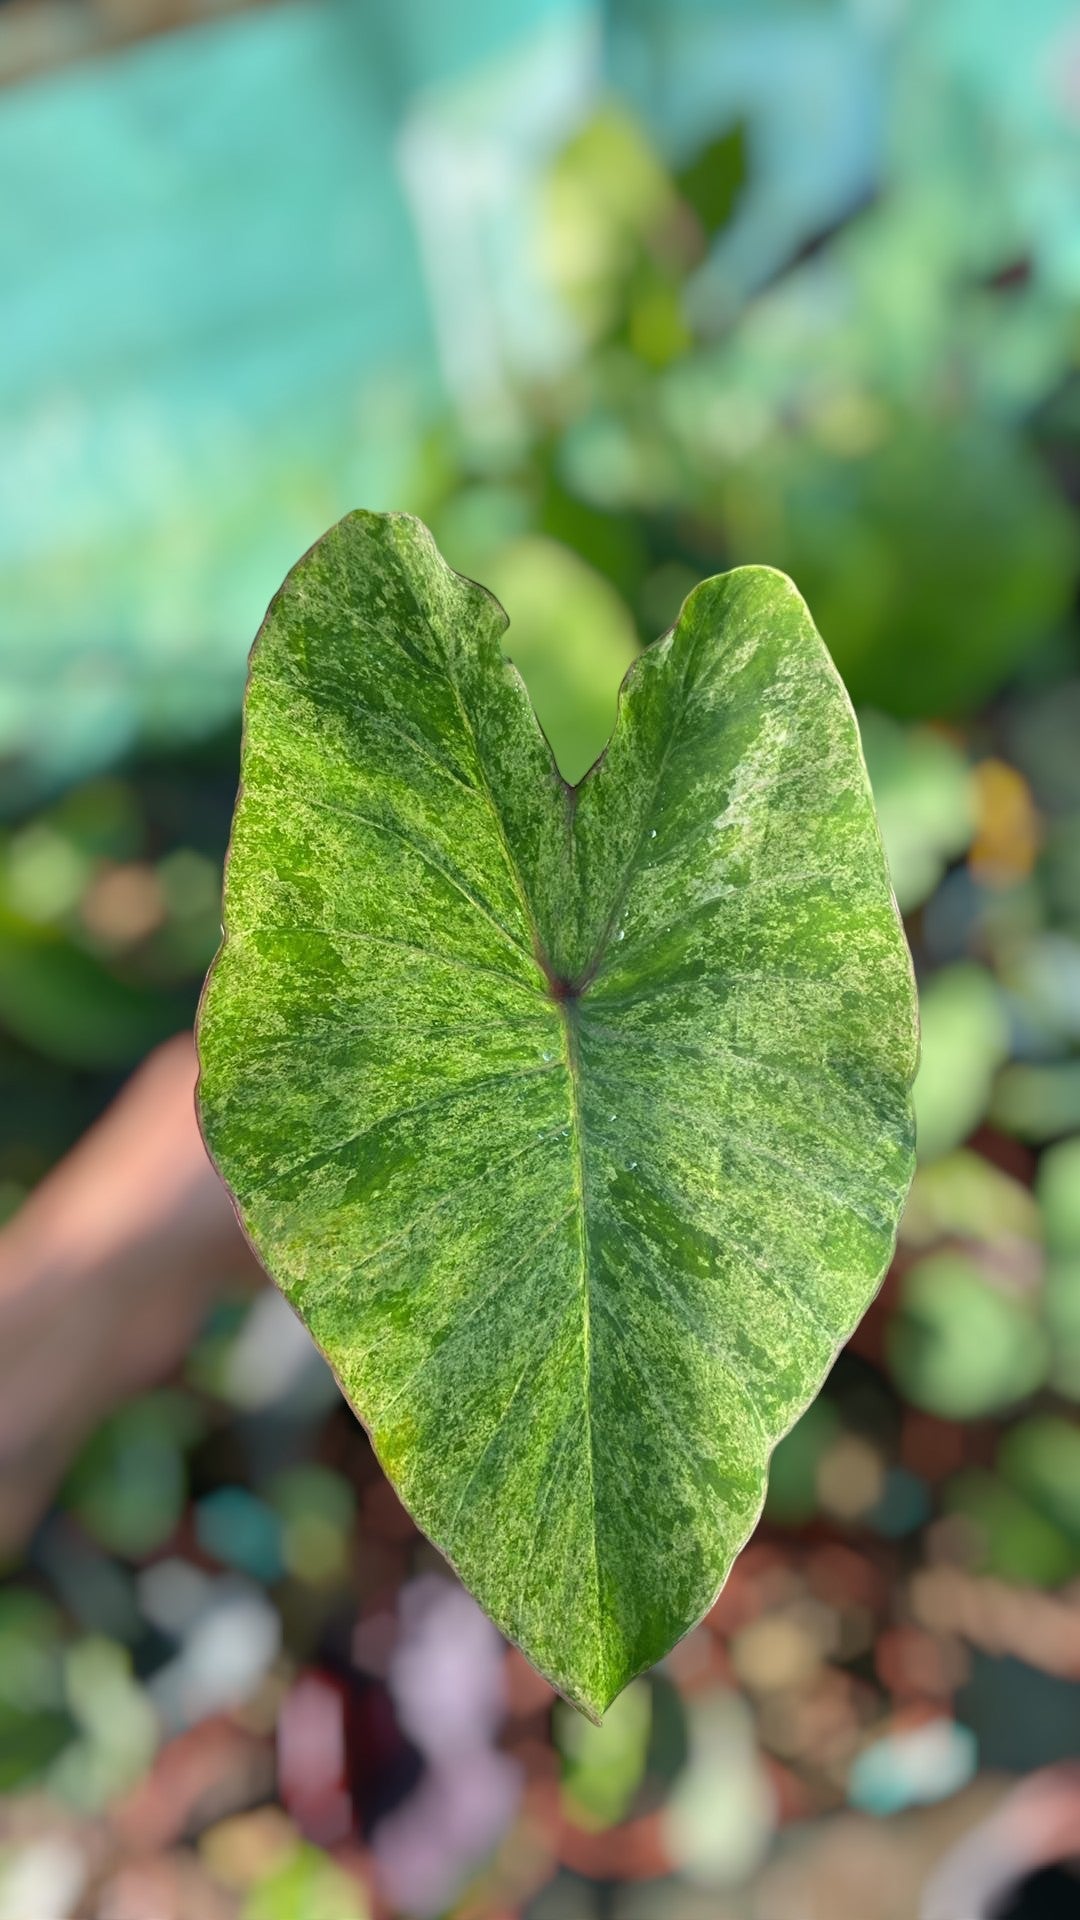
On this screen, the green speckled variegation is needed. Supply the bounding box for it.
[197,510,917,1718]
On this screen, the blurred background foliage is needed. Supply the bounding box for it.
[2,0,1080,1914]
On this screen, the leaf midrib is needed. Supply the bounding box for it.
[399,553,714,1682]
[560,992,602,1670]
[401,557,610,1668]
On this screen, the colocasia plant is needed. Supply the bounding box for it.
[197,511,918,1719]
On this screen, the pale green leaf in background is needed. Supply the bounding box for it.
[481,536,640,785]
[888,1252,1048,1421]
[858,711,975,914]
[197,510,917,1716]
[911,962,1008,1163]
[1037,1136,1080,1401]
[554,1677,652,1828]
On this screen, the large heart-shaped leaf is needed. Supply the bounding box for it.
[197,511,917,1717]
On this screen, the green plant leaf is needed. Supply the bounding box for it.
[197,510,917,1718]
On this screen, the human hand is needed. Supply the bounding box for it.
[0,1034,264,1556]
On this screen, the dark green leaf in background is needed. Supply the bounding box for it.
[197,511,917,1716]
[675,124,747,242]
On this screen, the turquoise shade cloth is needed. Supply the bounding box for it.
[0,0,586,802]
[3,0,1077,799]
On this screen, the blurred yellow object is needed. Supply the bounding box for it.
[200,1806,299,1892]
[970,758,1041,888]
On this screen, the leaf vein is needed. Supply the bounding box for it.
[235,925,537,995]
[252,1061,561,1195]
[374,1204,576,1420]
[270,787,532,961]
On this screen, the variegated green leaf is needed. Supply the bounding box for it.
[197,511,917,1717]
